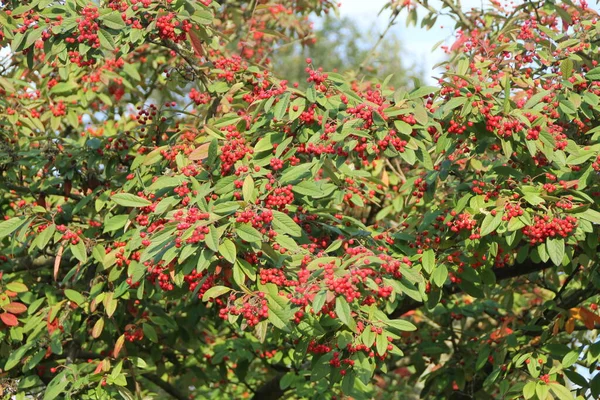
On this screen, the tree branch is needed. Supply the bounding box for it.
[250,373,286,400]
[141,373,188,400]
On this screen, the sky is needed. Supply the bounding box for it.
[334,0,599,83]
[335,0,485,83]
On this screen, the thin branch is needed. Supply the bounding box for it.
[141,374,188,400]
[358,9,401,74]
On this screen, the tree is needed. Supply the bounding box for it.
[0,0,600,399]
[271,14,422,89]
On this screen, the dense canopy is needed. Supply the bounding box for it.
[1,0,600,399]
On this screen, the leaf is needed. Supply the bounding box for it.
[113,334,125,358]
[4,343,32,370]
[202,285,231,301]
[242,175,254,202]
[0,312,18,327]
[142,323,158,342]
[103,214,129,233]
[335,297,357,332]
[561,351,579,368]
[205,226,220,252]
[480,212,502,237]
[273,92,291,120]
[586,66,600,80]
[376,332,388,356]
[267,305,290,331]
[70,241,87,263]
[92,318,104,338]
[312,291,327,313]
[0,217,26,239]
[431,264,448,287]
[236,224,262,243]
[548,383,572,400]
[43,372,70,400]
[523,381,536,399]
[386,319,417,332]
[102,11,126,29]
[218,239,236,264]
[6,282,28,293]
[98,29,116,50]
[104,292,117,317]
[54,244,63,281]
[546,238,565,266]
[421,249,435,274]
[271,211,302,237]
[2,302,27,314]
[112,193,152,207]
[64,289,85,306]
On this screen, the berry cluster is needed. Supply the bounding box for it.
[522,215,577,244]
[220,127,252,175]
[218,293,269,327]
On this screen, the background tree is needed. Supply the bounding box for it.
[272,14,423,89]
[0,0,600,400]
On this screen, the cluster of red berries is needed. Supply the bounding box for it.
[218,293,269,327]
[73,6,100,48]
[220,128,252,174]
[503,203,524,220]
[124,324,144,342]
[447,212,477,233]
[156,13,191,43]
[189,88,211,105]
[235,209,274,230]
[522,215,577,244]
[265,185,294,210]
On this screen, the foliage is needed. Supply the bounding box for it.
[1,0,600,399]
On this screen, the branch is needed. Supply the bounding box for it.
[3,182,82,201]
[358,9,400,74]
[440,0,475,30]
[141,373,188,400]
[250,374,286,400]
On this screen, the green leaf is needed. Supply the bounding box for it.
[242,175,254,203]
[0,217,27,239]
[312,291,327,313]
[64,289,85,306]
[548,383,573,400]
[202,285,231,301]
[335,297,357,332]
[376,332,388,356]
[112,193,151,207]
[236,224,262,243]
[271,211,302,237]
[561,351,579,368]
[523,381,536,399]
[431,264,448,287]
[142,323,158,342]
[70,241,87,263]
[267,305,290,331]
[218,239,236,264]
[546,237,565,266]
[386,319,417,332]
[421,249,435,274]
[273,92,291,120]
[4,343,32,371]
[586,66,600,80]
[43,371,70,400]
[103,214,128,233]
[205,226,220,252]
[480,212,502,237]
[102,11,126,29]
